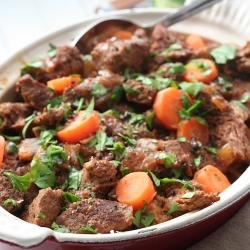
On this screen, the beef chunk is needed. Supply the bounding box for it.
[33,107,64,127]
[208,103,250,166]
[91,37,149,74]
[63,70,124,111]
[149,23,192,66]
[121,139,223,178]
[18,138,44,161]
[16,74,54,110]
[101,113,155,140]
[79,143,115,163]
[150,23,177,53]
[124,79,157,106]
[75,158,117,199]
[21,187,64,227]
[55,198,133,233]
[0,102,33,132]
[0,170,24,213]
[235,41,250,74]
[22,45,84,83]
[150,63,184,81]
[145,181,219,225]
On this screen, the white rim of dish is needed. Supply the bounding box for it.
[0,2,250,247]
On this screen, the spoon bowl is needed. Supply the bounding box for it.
[73,0,223,54]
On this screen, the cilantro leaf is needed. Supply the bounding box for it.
[141,213,154,227]
[123,83,141,94]
[95,131,107,151]
[67,167,83,190]
[145,111,155,130]
[64,192,81,203]
[3,172,30,192]
[51,221,69,233]
[179,82,204,96]
[167,202,179,216]
[47,43,57,57]
[78,226,97,234]
[210,45,237,64]
[82,97,95,119]
[30,158,56,189]
[4,198,18,207]
[91,82,107,98]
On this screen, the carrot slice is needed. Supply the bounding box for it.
[177,116,209,145]
[57,110,100,143]
[112,30,133,40]
[183,58,218,83]
[0,135,5,168]
[47,75,81,93]
[186,34,206,50]
[153,87,191,130]
[116,172,156,211]
[193,165,231,193]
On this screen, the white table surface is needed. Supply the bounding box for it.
[0,1,249,249]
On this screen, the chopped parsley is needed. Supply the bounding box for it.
[8,142,18,154]
[78,226,97,234]
[66,167,83,190]
[47,43,57,58]
[210,45,237,64]
[123,83,141,94]
[22,114,35,139]
[133,201,154,228]
[178,81,204,96]
[64,192,81,203]
[37,212,46,219]
[167,202,179,216]
[3,172,30,192]
[4,198,18,207]
[155,152,176,168]
[91,81,107,98]
[51,221,69,233]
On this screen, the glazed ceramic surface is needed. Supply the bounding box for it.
[0,1,250,249]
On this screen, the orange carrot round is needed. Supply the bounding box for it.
[112,30,133,40]
[47,75,81,93]
[183,58,218,83]
[153,87,192,130]
[186,34,206,50]
[177,116,209,145]
[0,135,5,168]
[194,165,231,193]
[116,172,156,211]
[57,110,100,143]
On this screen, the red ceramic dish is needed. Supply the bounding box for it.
[0,4,250,250]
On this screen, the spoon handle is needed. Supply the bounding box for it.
[158,0,225,27]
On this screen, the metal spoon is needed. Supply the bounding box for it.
[73,0,224,54]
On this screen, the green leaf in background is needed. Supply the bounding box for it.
[153,0,185,8]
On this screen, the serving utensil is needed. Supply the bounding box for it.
[73,0,224,54]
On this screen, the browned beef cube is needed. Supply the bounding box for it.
[21,187,64,227]
[91,38,149,74]
[55,198,133,233]
[16,74,54,111]
[63,70,124,111]
[0,170,24,213]
[146,181,220,226]
[33,107,64,127]
[22,45,84,83]
[18,138,44,161]
[75,158,117,199]
[0,102,33,132]
[124,79,157,106]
